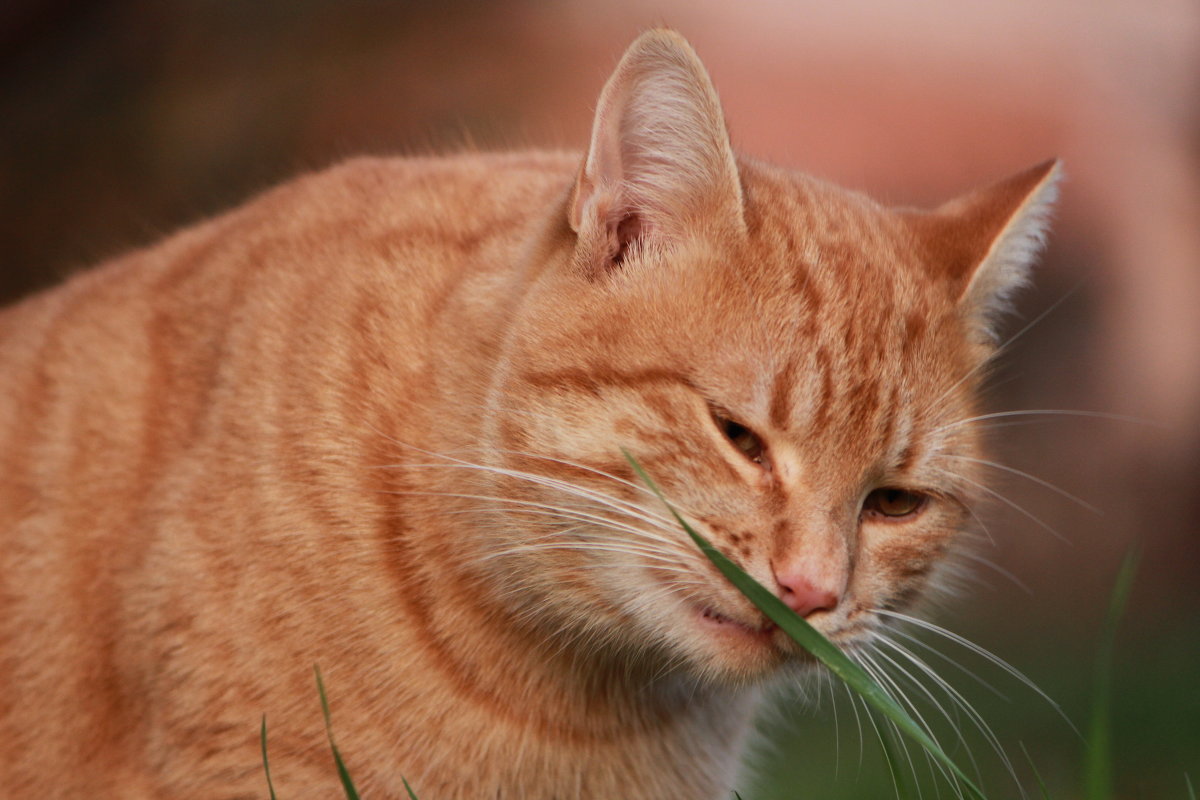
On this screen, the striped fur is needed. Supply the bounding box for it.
[0,30,1057,799]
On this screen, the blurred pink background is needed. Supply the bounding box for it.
[2,0,1196,794]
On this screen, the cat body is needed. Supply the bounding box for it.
[0,31,1058,798]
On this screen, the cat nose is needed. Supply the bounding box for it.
[773,569,839,618]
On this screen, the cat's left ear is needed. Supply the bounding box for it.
[568,29,746,274]
[907,159,1062,343]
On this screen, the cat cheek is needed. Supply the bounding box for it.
[858,530,948,601]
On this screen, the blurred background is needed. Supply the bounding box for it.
[1,0,1196,796]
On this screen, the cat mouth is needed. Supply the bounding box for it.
[694,604,776,640]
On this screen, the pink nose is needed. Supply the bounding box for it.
[774,570,839,618]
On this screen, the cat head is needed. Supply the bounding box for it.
[478,30,1059,685]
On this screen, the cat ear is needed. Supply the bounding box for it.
[907,159,1062,343]
[568,29,745,272]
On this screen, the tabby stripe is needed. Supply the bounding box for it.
[768,357,797,430]
[519,367,692,396]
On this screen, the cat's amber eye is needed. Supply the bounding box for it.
[862,488,926,519]
[713,413,767,466]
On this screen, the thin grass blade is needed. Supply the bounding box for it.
[1084,550,1139,800]
[880,725,919,800]
[1019,741,1053,800]
[403,776,420,799]
[624,450,986,800]
[314,665,362,800]
[261,715,278,800]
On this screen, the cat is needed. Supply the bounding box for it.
[0,28,1059,799]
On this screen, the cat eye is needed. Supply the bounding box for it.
[712,412,767,466]
[862,488,926,519]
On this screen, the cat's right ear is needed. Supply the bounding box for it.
[568,29,746,275]
[904,159,1062,345]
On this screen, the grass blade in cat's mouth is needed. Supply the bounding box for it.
[692,601,856,661]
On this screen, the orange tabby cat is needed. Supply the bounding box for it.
[0,29,1058,799]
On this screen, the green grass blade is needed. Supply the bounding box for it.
[1084,550,1139,800]
[1185,773,1195,800]
[624,450,986,800]
[878,722,918,800]
[261,715,278,800]
[314,665,362,800]
[1019,740,1053,800]
[403,776,420,799]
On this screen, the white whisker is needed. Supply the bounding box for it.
[933,469,1068,543]
[491,446,698,515]
[872,637,1001,787]
[843,682,866,773]
[922,287,1079,422]
[874,609,1076,735]
[856,650,946,797]
[879,625,1008,701]
[379,460,677,530]
[955,551,1033,595]
[483,541,688,568]
[879,637,1029,799]
[381,488,683,550]
[941,454,1101,514]
[931,408,1154,436]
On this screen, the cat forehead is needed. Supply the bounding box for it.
[668,166,955,347]
[737,162,926,282]
[675,168,977,445]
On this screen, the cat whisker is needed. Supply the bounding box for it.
[385,454,713,558]
[854,681,927,800]
[489,446,700,516]
[623,580,711,621]
[940,454,1101,514]
[823,668,842,777]
[473,520,690,559]
[489,536,695,572]
[568,562,698,577]
[847,653,918,796]
[874,652,989,790]
[874,609,1075,735]
[434,493,689,552]
[855,650,949,797]
[922,287,1079,423]
[873,635,1019,792]
[446,519,684,571]
[952,491,996,547]
[877,624,1008,702]
[483,541,691,570]
[871,644,981,767]
[464,501,685,550]
[377,459,678,531]
[930,407,1155,436]
[953,551,1033,595]
[839,681,867,774]
[407,494,666,544]
[930,468,1069,544]
[366,424,704,531]
[381,488,685,551]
